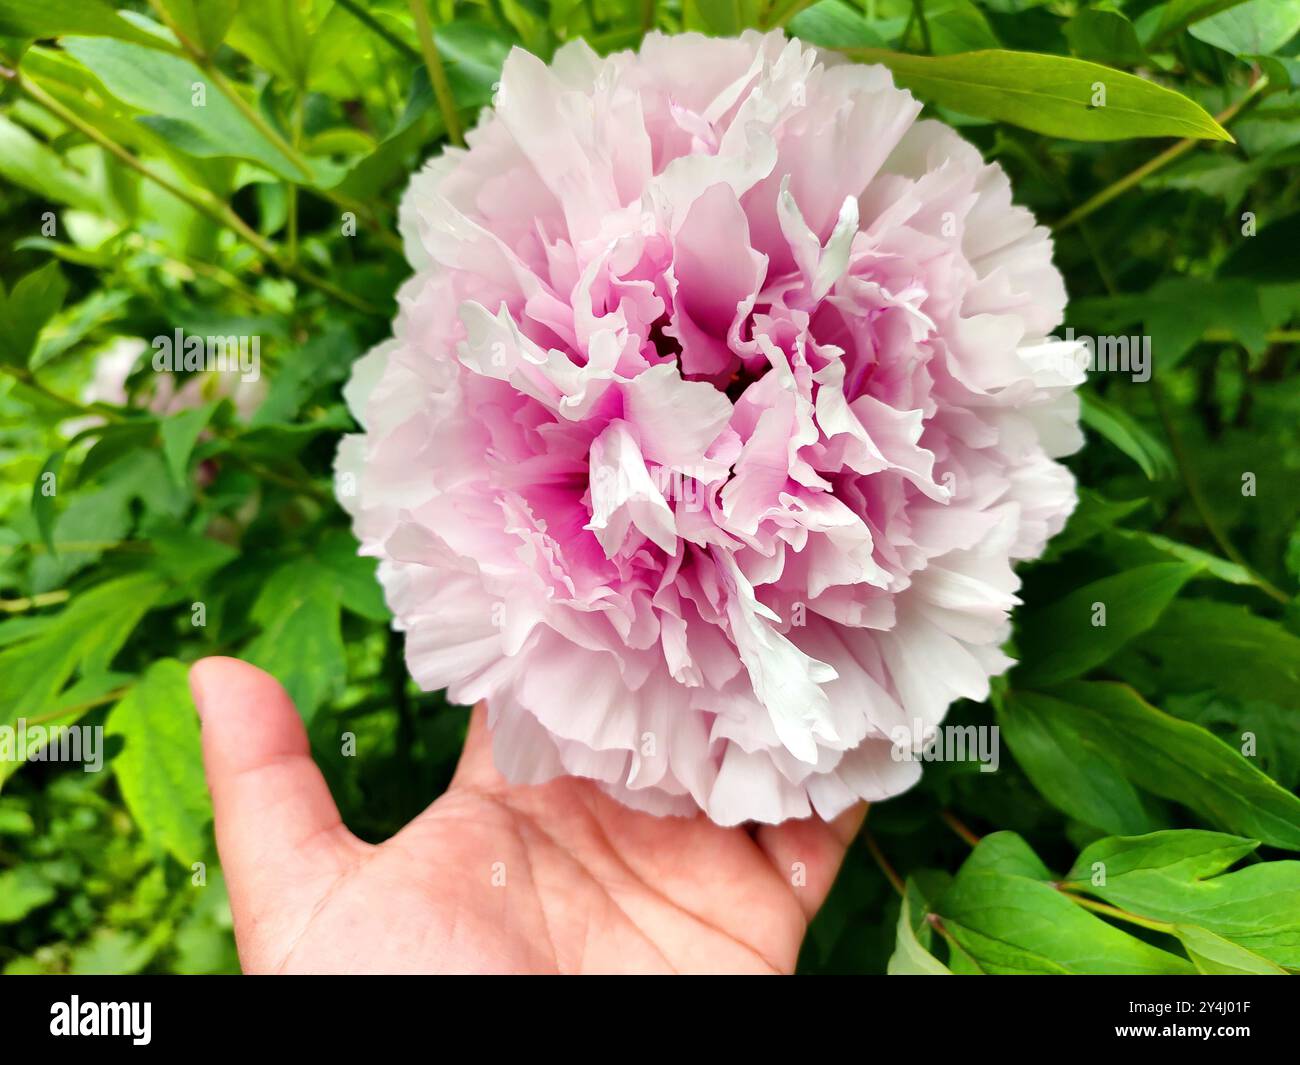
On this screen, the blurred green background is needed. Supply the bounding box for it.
[1,0,1298,975]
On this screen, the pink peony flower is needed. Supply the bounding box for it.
[337,30,1085,825]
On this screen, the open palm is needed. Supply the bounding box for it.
[190,657,864,974]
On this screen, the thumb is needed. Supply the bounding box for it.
[189,657,364,945]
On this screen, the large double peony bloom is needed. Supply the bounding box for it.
[337,30,1085,825]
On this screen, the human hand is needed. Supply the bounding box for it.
[189,656,865,974]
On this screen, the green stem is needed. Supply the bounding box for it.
[939,810,980,848]
[2,365,123,422]
[862,826,905,897]
[0,590,70,613]
[0,540,152,556]
[288,92,305,265]
[763,0,816,29]
[1204,328,1300,345]
[1058,888,1176,934]
[336,0,421,60]
[24,687,130,727]
[409,0,464,147]
[910,0,932,54]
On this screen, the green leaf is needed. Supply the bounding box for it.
[0,866,56,923]
[978,0,1051,11]
[997,690,1159,835]
[1080,392,1175,479]
[846,49,1233,142]
[1138,0,1254,47]
[143,518,238,587]
[30,449,65,552]
[1166,692,1300,791]
[224,0,352,91]
[1070,278,1271,364]
[436,22,514,108]
[887,879,952,974]
[249,325,356,427]
[156,0,238,56]
[245,559,346,723]
[106,659,210,865]
[1189,0,1300,57]
[1219,210,1300,282]
[1135,600,1300,708]
[1149,278,1270,359]
[0,114,101,212]
[333,66,432,199]
[925,1,1001,56]
[160,403,217,486]
[0,572,168,729]
[1064,10,1147,67]
[0,670,130,786]
[1175,925,1289,974]
[935,834,1194,974]
[682,0,764,36]
[1143,153,1266,212]
[60,36,309,182]
[0,261,68,368]
[1252,53,1300,89]
[1042,489,1147,560]
[0,0,165,48]
[1017,683,1300,850]
[1103,530,1255,587]
[77,422,158,486]
[1014,562,1200,686]
[31,289,133,369]
[68,928,158,975]
[1067,829,1260,885]
[317,530,389,622]
[788,0,888,50]
[1066,831,1300,968]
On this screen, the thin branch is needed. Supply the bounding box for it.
[409,0,465,147]
[1057,888,1176,935]
[0,590,70,613]
[910,0,932,54]
[762,0,816,30]
[336,0,421,61]
[0,540,153,556]
[862,826,905,896]
[2,364,127,423]
[23,687,130,727]
[939,810,981,848]
[1204,328,1300,345]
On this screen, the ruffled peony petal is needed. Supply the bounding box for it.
[338,30,1083,826]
